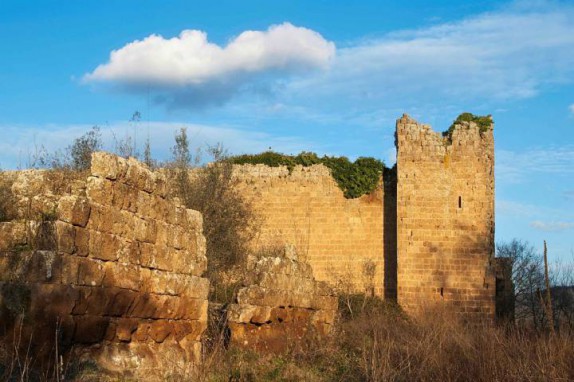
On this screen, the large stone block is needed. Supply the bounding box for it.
[149,320,172,343]
[172,320,206,342]
[86,177,113,206]
[58,195,91,227]
[74,227,90,256]
[148,270,209,299]
[91,152,127,181]
[228,251,337,352]
[77,257,105,286]
[174,298,208,321]
[56,221,76,254]
[102,261,145,291]
[89,231,120,261]
[0,222,27,252]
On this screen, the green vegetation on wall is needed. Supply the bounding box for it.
[442,112,493,140]
[229,151,385,198]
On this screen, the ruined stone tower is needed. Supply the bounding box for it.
[395,114,496,320]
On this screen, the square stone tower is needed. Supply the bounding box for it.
[395,114,496,321]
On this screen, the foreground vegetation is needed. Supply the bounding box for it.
[193,298,574,382]
[3,298,572,381]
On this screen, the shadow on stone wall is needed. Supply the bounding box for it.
[383,167,397,300]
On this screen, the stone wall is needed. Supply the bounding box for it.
[227,246,337,352]
[232,165,385,296]
[0,153,209,379]
[396,114,496,321]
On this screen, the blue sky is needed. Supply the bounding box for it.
[0,0,573,261]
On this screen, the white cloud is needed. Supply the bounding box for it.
[497,146,574,183]
[569,104,574,114]
[281,2,574,120]
[80,3,574,118]
[497,200,574,227]
[530,221,574,232]
[84,23,335,108]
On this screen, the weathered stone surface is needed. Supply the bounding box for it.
[227,248,337,352]
[74,341,196,380]
[74,316,110,344]
[58,195,91,227]
[396,114,496,321]
[0,111,502,376]
[0,221,27,252]
[228,114,497,321]
[115,318,138,342]
[0,152,209,380]
[230,162,385,296]
[74,227,90,256]
[55,221,76,254]
[149,320,173,343]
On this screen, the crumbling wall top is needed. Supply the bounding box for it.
[231,163,332,182]
[396,113,494,159]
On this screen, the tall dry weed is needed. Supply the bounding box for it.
[0,171,16,222]
[197,301,574,382]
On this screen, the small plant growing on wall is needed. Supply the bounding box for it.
[442,112,493,141]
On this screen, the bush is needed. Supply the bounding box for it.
[169,130,256,287]
[443,112,493,140]
[26,126,103,172]
[68,126,102,171]
[229,151,385,198]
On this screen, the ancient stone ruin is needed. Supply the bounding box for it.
[395,114,496,320]
[0,153,209,379]
[227,246,337,352]
[0,114,513,379]
[231,114,509,322]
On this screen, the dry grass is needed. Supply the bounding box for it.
[198,301,574,382]
[0,171,17,222]
[3,299,571,381]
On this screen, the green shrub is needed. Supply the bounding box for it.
[443,112,493,140]
[229,151,385,198]
[169,132,256,285]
